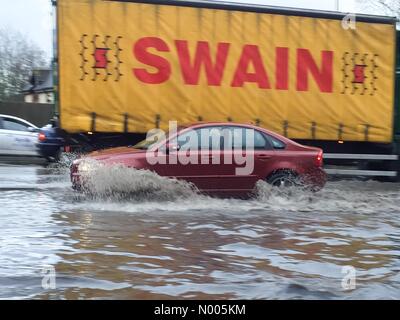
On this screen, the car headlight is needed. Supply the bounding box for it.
[78,162,93,173]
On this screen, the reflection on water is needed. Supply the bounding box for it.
[0,163,400,299]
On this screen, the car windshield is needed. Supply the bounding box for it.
[132,134,162,150]
[132,126,188,150]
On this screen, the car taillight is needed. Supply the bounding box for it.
[316,150,323,167]
[38,133,46,142]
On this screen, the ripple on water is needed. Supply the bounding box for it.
[1,161,400,299]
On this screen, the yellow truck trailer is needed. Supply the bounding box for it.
[43,0,400,178]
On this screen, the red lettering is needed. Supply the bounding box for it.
[133,37,171,84]
[296,49,333,93]
[275,47,289,90]
[231,45,271,89]
[175,40,230,86]
[131,36,334,93]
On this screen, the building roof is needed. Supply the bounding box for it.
[22,69,53,94]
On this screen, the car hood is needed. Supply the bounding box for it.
[88,146,145,159]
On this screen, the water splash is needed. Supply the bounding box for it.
[67,159,400,215]
[46,152,80,173]
[254,180,400,214]
[77,159,199,201]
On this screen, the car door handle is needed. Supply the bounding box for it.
[257,154,272,160]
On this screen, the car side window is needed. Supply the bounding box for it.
[222,127,272,150]
[251,129,271,150]
[177,127,224,150]
[177,129,200,150]
[204,127,223,150]
[176,127,273,151]
[3,119,29,132]
[268,135,286,150]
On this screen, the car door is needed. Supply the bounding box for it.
[219,126,276,191]
[151,126,226,191]
[191,126,227,191]
[0,116,12,155]
[1,117,39,156]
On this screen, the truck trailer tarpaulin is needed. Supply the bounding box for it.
[57,0,396,143]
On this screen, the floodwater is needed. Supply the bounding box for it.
[0,159,400,300]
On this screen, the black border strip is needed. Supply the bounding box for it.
[108,0,397,24]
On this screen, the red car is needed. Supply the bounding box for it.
[71,122,326,196]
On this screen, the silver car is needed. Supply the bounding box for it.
[0,114,40,157]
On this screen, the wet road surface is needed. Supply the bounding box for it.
[0,161,400,299]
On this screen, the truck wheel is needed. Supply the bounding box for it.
[267,171,299,188]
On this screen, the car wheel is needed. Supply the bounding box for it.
[267,171,299,188]
[45,149,62,163]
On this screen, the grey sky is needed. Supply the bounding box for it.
[0,0,53,56]
[0,0,372,57]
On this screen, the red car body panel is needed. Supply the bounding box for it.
[71,123,327,196]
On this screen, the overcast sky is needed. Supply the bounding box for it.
[0,0,370,58]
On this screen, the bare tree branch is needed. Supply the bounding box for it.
[0,28,48,101]
[357,0,400,17]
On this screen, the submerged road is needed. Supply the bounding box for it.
[0,161,400,299]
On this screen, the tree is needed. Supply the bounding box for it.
[0,28,48,101]
[357,0,400,17]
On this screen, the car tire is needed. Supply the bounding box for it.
[267,171,299,188]
[45,149,62,163]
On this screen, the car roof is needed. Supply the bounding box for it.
[179,121,292,143]
[180,122,266,130]
[0,114,38,129]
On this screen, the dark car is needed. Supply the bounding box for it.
[37,123,66,161]
[71,122,327,196]
[37,120,146,162]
